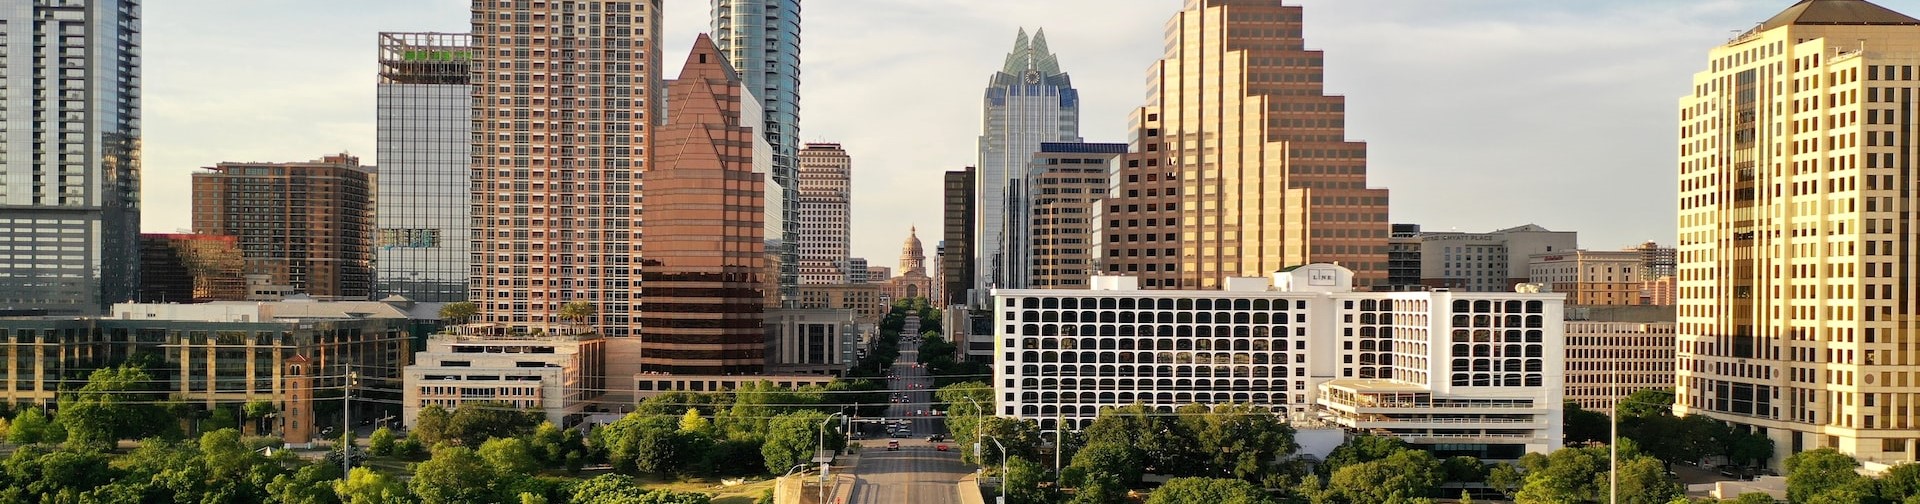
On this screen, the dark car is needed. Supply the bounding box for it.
[926,434,948,442]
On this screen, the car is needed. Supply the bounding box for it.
[927,434,947,442]
[936,444,949,451]
[887,441,900,451]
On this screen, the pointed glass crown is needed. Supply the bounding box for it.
[1759,0,1920,30]
[1001,27,1062,76]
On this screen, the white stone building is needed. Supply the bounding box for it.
[402,327,606,427]
[991,264,1567,458]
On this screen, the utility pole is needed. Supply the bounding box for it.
[1609,360,1618,504]
[343,363,357,476]
[1054,413,1064,482]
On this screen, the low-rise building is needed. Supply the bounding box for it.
[798,283,888,326]
[1529,250,1644,306]
[634,374,833,399]
[765,308,858,376]
[402,325,605,427]
[992,264,1566,457]
[1563,305,1676,412]
[0,299,424,443]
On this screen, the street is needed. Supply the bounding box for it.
[845,314,972,504]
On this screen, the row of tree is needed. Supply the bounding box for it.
[1564,389,1773,473]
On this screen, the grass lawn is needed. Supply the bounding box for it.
[632,474,777,503]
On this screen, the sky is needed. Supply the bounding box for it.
[141,0,1891,271]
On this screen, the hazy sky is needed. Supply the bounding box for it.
[142,0,1870,270]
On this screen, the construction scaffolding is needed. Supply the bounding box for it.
[378,32,471,85]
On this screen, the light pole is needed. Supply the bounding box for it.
[985,435,1009,504]
[817,412,845,504]
[964,396,987,469]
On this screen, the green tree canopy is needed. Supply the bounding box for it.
[335,466,410,504]
[1785,448,1865,504]
[6,408,59,445]
[1322,434,1410,475]
[411,446,498,503]
[439,301,477,324]
[56,365,174,448]
[760,410,836,475]
[480,437,540,476]
[1145,477,1274,504]
[1328,448,1442,503]
[446,402,542,447]
[412,405,452,447]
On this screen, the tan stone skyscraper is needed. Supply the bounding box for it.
[469,1,662,338]
[636,35,767,375]
[796,143,852,284]
[1676,0,1920,464]
[1096,0,1390,290]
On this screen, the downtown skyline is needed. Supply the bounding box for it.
[138,0,1851,268]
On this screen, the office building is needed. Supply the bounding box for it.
[375,32,473,302]
[712,0,802,304]
[138,233,247,303]
[846,258,870,284]
[978,28,1082,293]
[796,143,852,284]
[868,266,892,284]
[944,167,978,306]
[636,35,768,376]
[1407,224,1578,292]
[1385,224,1425,291]
[0,299,423,443]
[1676,0,1920,464]
[469,0,661,338]
[1628,240,1676,280]
[1528,250,1645,306]
[191,154,375,300]
[993,264,1566,456]
[0,0,141,314]
[1563,305,1676,412]
[1011,142,1124,289]
[764,308,857,375]
[1097,1,1391,290]
[798,282,887,326]
[403,329,605,427]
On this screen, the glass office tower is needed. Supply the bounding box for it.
[375,32,472,302]
[0,1,142,314]
[712,0,802,306]
[976,28,1080,295]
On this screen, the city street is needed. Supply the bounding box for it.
[845,314,971,504]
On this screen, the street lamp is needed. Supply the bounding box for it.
[817,412,846,504]
[983,434,1009,504]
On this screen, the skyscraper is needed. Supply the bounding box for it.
[376,32,472,303]
[977,28,1081,295]
[0,1,141,314]
[637,35,767,375]
[942,168,976,307]
[1014,142,1125,289]
[469,0,662,338]
[712,0,802,305]
[1096,0,1390,290]
[191,154,375,300]
[1676,0,1920,463]
[796,143,851,284]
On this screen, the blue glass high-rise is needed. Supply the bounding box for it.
[977,28,1081,295]
[712,0,802,306]
[374,33,472,302]
[0,1,142,314]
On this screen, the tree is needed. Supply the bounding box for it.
[1002,456,1055,504]
[564,474,711,504]
[245,400,278,435]
[56,365,173,448]
[369,427,396,456]
[439,301,477,324]
[411,446,499,503]
[1071,441,1147,486]
[1145,477,1274,504]
[1066,469,1128,504]
[558,301,597,332]
[1443,456,1488,484]
[1785,448,1864,504]
[335,467,410,504]
[761,410,835,475]
[1564,401,1610,445]
[1486,462,1526,499]
[1322,434,1410,475]
[1879,462,1920,502]
[480,437,540,476]
[1618,389,1677,421]
[1726,493,1778,504]
[413,405,452,446]
[1615,455,1683,504]
[1328,448,1442,503]
[269,462,345,504]
[447,402,542,446]
[678,408,713,436]
[7,408,59,445]
[633,429,691,475]
[1192,404,1297,481]
[1083,403,1200,476]
[1514,447,1606,504]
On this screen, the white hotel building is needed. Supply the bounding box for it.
[992,264,1567,457]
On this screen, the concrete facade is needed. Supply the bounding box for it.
[403,330,605,427]
[796,143,852,285]
[992,264,1567,457]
